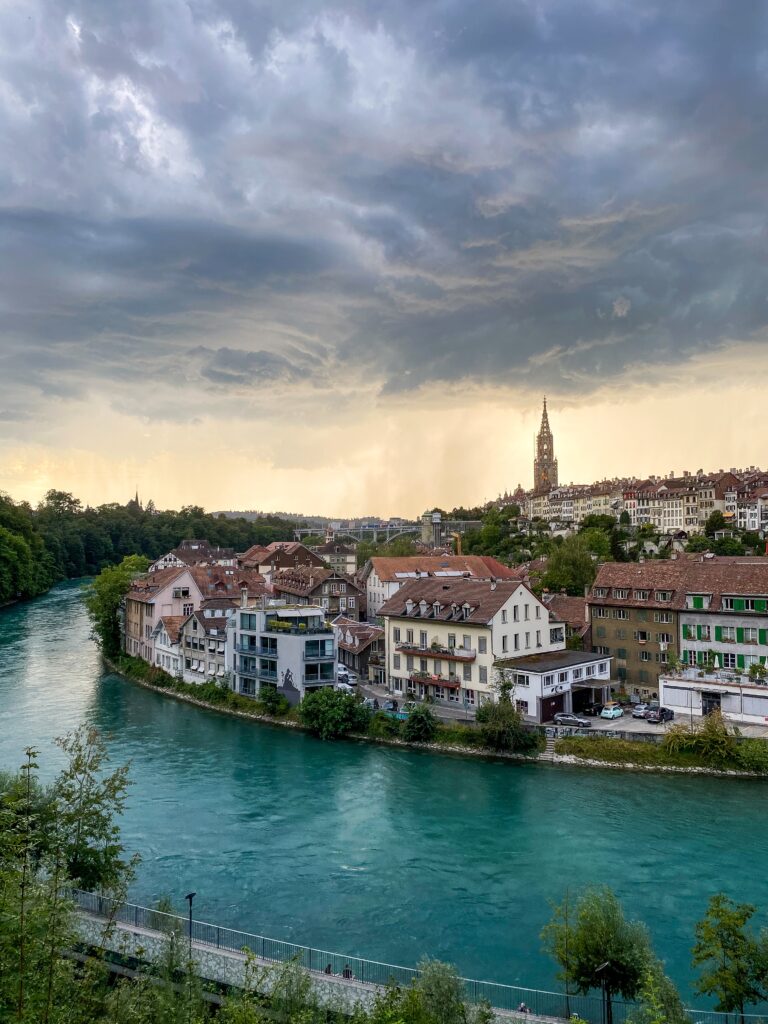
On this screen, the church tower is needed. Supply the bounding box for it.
[533,397,558,494]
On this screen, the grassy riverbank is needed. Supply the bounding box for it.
[555,735,768,775]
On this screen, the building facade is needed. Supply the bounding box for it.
[228,601,336,703]
[495,650,612,722]
[379,578,565,707]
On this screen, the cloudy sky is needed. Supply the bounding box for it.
[1,0,766,516]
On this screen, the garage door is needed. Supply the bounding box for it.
[663,686,692,708]
[541,693,565,721]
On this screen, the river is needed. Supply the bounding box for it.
[1,581,767,998]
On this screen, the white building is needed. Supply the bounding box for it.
[227,599,336,703]
[495,650,612,723]
[660,667,768,725]
[379,577,565,707]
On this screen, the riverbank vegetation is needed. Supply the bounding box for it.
[0,489,295,605]
[108,653,544,759]
[555,711,768,775]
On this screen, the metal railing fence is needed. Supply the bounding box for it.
[70,890,768,1024]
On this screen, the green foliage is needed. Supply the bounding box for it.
[542,535,596,596]
[257,686,291,717]
[692,893,764,1017]
[662,712,738,769]
[475,696,538,753]
[401,704,437,743]
[85,554,151,657]
[0,489,297,606]
[685,535,711,553]
[735,740,768,774]
[713,537,745,556]
[368,712,403,739]
[298,688,371,739]
[619,510,631,527]
[705,511,726,537]
[627,963,688,1024]
[542,887,653,1024]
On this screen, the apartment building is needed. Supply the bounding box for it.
[271,566,364,620]
[364,555,519,618]
[178,605,232,684]
[495,650,612,722]
[379,577,565,707]
[589,558,768,699]
[149,539,237,572]
[313,541,357,576]
[333,615,385,686]
[227,600,336,702]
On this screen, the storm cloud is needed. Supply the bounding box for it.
[1,0,767,428]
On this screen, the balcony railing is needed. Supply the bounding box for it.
[302,677,335,687]
[396,642,476,662]
[257,669,278,682]
[265,621,332,635]
[235,644,277,657]
[303,651,336,662]
[410,672,462,689]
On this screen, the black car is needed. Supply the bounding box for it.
[553,712,592,728]
[582,702,604,717]
[383,699,399,712]
[645,706,674,723]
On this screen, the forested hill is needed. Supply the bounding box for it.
[0,491,295,605]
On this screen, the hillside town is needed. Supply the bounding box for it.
[120,400,768,730]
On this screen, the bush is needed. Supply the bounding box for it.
[735,740,768,774]
[662,711,738,768]
[402,704,437,743]
[435,724,481,748]
[368,711,402,739]
[298,688,371,739]
[257,686,291,716]
[475,698,541,753]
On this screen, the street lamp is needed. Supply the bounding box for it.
[185,892,196,1024]
[596,961,610,1024]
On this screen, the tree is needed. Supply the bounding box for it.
[475,676,538,753]
[628,963,687,1024]
[685,535,711,553]
[692,893,764,1021]
[713,537,745,556]
[542,887,652,1024]
[85,554,150,657]
[619,511,631,527]
[705,511,726,537]
[542,536,597,596]
[401,704,437,743]
[298,688,370,740]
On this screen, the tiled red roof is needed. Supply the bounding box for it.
[370,555,517,583]
[379,577,529,625]
[590,559,768,611]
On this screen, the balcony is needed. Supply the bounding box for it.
[265,620,332,635]
[257,669,278,682]
[303,677,335,687]
[396,642,476,662]
[303,650,336,662]
[409,671,461,689]
[235,643,277,657]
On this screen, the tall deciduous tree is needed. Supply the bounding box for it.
[85,554,150,657]
[542,887,652,1024]
[692,893,763,1022]
[542,536,597,596]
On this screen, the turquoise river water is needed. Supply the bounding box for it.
[1,581,767,999]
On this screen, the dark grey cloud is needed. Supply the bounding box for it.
[0,0,766,427]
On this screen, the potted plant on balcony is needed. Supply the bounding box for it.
[748,662,768,683]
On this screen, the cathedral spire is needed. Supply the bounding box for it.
[533,397,558,494]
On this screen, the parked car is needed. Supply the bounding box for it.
[645,706,674,723]
[382,699,399,712]
[361,697,379,710]
[600,703,624,720]
[632,703,651,719]
[335,681,355,694]
[553,712,592,728]
[582,702,604,717]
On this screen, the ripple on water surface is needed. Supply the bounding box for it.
[1,582,768,1001]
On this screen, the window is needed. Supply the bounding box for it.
[393,627,401,642]
[594,588,608,598]
[544,674,554,686]
[722,626,736,642]
[463,664,472,682]
[525,632,531,649]
[634,590,650,600]
[634,630,649,643]
[348,597,355,608]
[655,591,672,602]
[513,606,519,622]
[516,700,529,715]
[558,671,568,683]
[514,633,520,650]
[535,606,541,619]
[183,603,194,616]
[745,627,758,644]
[434,659,442,674]
[573,668,582,679]
[639,651,651,662]
[723,653,736,669]
[613,609,629,620]
[592,607,609,618]
[478,637,487,654]
[653,611,673,623]
[420,658,428,672]
[479,667,488,685]
[524,604,530,620]
[615,629,626,640]
[501,609,508,624]
[406,656,414,670]
[617,648,627,659]
[502,635,508,652]
[536,630,542,647]
[462,634,471,649]
[613,588,629,599]
[595,646,609,656]
[145,604,154,618]
[420,631,428,648]
[656,633,673,644]
[406,629,414,644]
[595,626,606,638]
[448,633,456,648]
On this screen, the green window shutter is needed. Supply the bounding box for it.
[737,655,745,670]
[715,626,723,642]
[693,596,703,610]
[682,651,689,664]
[696,625,703,640]
[697,651,705,665]
[737,627,745,644]
[734,599,745,612]
[760,629,768,646]
[756,600,767,612]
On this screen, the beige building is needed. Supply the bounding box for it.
[379,577,565,707]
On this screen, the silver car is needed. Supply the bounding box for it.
[552,712,591,728]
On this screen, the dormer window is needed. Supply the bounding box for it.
[655,591,672,602]
[432,601,441,615]
[405,599,415,614]
[462,603,471,620]
[612,588,629,600]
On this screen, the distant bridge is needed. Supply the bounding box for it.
[294,518,483,545]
